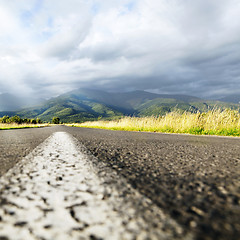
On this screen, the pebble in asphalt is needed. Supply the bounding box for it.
[0,126,57,177]
[0,126,240,239]
[65,126,240,240]
[0,131,192,240]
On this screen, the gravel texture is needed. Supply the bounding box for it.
[0,131,192,240]
[0,126,240,239]
[65,126,240,240]
[0,126,57,177]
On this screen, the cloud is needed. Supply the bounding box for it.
[0,0,240,99]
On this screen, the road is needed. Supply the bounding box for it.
[0,126,239,240]
[0,126,57,177]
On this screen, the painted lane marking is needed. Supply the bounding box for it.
[0,132,193,240]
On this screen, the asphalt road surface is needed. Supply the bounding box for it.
[0,126,57,177]
[0,126,239,240]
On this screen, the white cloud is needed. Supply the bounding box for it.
[0,0,240,98]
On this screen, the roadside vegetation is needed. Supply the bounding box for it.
[52,117,60,124]
[0,115,47,130]
[70,108,240,137]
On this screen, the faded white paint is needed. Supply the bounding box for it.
[0,132,192,240]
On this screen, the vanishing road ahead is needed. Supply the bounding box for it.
[0,126,239,240]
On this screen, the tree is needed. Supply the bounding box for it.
[0,115,41,124]
[0,115,9,123]
[31,119,37,124]
[52,117,60,124]
[11,115,22,124]
[36,118,42,124]
[23,118,30,124]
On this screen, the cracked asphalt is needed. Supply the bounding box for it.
[0,126,240,240]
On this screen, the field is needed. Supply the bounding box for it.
[0,123,49,130]
[70,109,240,137]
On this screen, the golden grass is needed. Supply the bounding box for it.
[70,109,240,136]
[0,123,49,130]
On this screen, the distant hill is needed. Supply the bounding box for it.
[218,94,240,104]
[1,89,239,122]
[70,88,202,109]
[0,93,23,111]
[13,90,123,122]
[0,93,45,111]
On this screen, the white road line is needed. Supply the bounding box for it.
[0,132,193,240]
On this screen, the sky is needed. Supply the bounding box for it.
[0,0,240,99]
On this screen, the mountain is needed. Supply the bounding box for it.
[218,94,240,104]
[0,93,23,111]
[14,91,123,122]
[65,89,239,117]
[1,89,239,123]
[0,93,45,111]
[66,89,202,113]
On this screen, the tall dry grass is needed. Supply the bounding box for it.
[71,109,240,136]
[0,123,48,130]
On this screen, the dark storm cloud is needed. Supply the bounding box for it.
[0,0,240,99]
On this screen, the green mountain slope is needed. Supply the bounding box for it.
[16,92,123,122]
[136,98,191,116]
[136,99,239,116]
[70,89,202,111]
[1,89,239,123]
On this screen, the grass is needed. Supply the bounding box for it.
[69,108,240,137]
[0,123,49,130]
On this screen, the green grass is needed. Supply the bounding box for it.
[0,123,49,130]
[69,108,240,137]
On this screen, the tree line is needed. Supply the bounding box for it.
[0,115,42,124]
